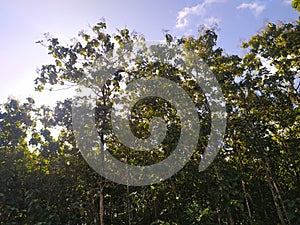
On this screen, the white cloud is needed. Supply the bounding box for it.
[176,0,224,29]
[203,17,221,28]
[237,3,265,16]
[283,0,292,4]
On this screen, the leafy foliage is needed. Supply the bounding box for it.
[1,12,299,225]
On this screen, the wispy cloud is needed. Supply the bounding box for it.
[237,3,265,16]
[176,0,224,29]
[283,0,292,5]
[203,17,221,28]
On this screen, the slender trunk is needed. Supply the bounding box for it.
[241,179,252,221]
[272,179,291,225]
[98,87,108,225]
[217,215,221,225]
[262,159,286,225]
[215,167,233,225]
[127,185,131,225]
[267,173,285,224]
[227,207,234,225]
[99,131,105,225]
[258,181,268,219]
[245,114,291,225]
[262,156,291,225]
[236,137,253,224]
[100,176,104,225]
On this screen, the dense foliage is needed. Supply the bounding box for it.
[0,4,299,225]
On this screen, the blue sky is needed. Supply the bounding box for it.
[0,0,298,105]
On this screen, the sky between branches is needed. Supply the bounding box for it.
[0,0,298,105]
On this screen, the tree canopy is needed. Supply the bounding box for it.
[0,7,299,225]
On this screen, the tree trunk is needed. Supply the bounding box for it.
[241,179,252,222]
[98,87,108,225]
[227,207,234,225]
[262,157,291,225]
[127,185,131,225]
[246,117,291,225]
[100,177,104,225]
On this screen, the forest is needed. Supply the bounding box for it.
[0,2,299,225]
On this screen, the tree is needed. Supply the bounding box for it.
[239,20,300,224]
[292,0,300,12]
[33,18,300,224]
[1,8,299,224]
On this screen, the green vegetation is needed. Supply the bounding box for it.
[0,4,299,225]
